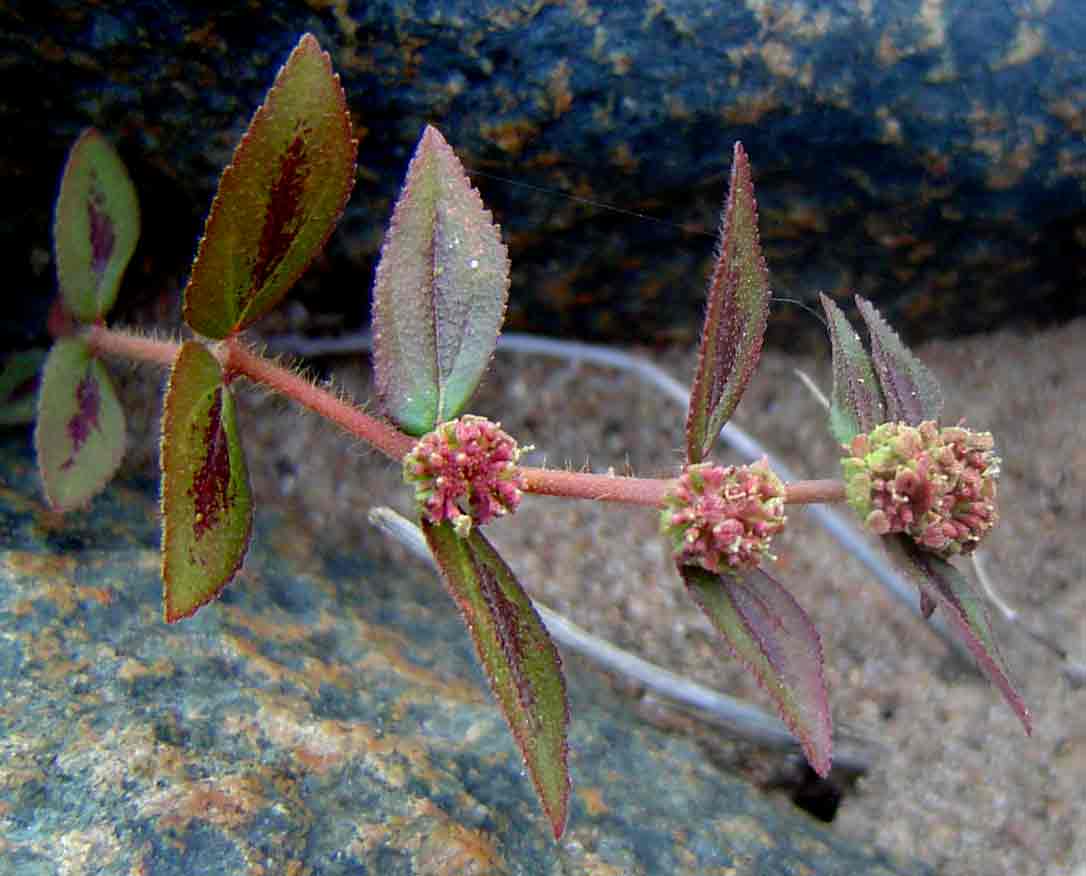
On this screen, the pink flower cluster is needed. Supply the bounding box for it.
[842,421,1000,556]
[403,415,526,536]
[660,458,786,575]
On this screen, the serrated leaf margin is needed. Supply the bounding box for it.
[681,564,833,776]
[423,520,570,838]
[160,341,253,622]
[685,142,770,464]
[182,33,357,339]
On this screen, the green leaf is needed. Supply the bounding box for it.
[820,293,886,444]
[681,564,832,777]
[160,341,252,622]
[888,537,1031,734]
[53,128,140,322]
[183,33,357,339]
[685,142,770,464]
[0,349,47,426]
[34,338,126,511]
[423,520,569,838]
[855,296,943,426]
[372,125,511,436]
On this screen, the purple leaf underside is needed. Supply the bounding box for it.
[855,296,943,426]
[423,520,569,838]
[890,537,1031,734]
[685,142,770,464]
[820,293,885,444]
[681,564,832,776]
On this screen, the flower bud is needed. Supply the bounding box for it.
[661,458,786,575]
[404,416,526,536]
[842,420,1000,556]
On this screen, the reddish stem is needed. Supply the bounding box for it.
[521,470,844,507]
[85,322,178,367]
[521,468,672,507]
[784,479,846,505]
[221,338,415,460]
[81,324,846,510]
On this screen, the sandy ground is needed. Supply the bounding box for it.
[114,314,1086,876]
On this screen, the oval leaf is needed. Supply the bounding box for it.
[685,142,770,464]
[53,128,140,322]
[888,537,1031,734]
[820,293,886,444]
[183,33,357,339]
[161,341,252,622]
[34,337,126,511]
[856,295,943,426]
[681,564,832,777]
[372,125,511,436]
[423,520,569,838]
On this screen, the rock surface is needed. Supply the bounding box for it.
[0,430,927,875]
[3,2,1085,351]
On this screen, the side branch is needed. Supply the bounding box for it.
[85,323,178,367]
[222,339,416,460]
[80,324,847,510]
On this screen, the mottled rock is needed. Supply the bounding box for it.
[4,2,1085,351]
[0,430,927,874]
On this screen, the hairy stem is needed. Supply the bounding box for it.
[82,323,846,509]
[85,322,178,367]
[783,478,846,505]
[221,338,415,460]
[520,468,671,507]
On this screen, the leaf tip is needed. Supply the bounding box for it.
[684,141,770,462]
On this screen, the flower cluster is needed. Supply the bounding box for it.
[842,420,1000,557]
[403,415,526,537]
[661,458,786,575]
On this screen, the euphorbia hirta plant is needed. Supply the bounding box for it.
[31,33,1029,841]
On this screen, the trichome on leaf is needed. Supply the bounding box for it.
[160,341,253,623]
[371,125,511,437]
[27,30,1034,843]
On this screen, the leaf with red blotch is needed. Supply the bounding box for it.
[35,338,126,511]
[160,341,252,622]
[855,295,943,426]
[183,33,357,340]
[681,564,833,777]
[888,537,1032,734]
[820,294,886,444]
[685,142,770,464]
[371,125,510,437]
[53,128,140,322]
[423,520,569,839]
